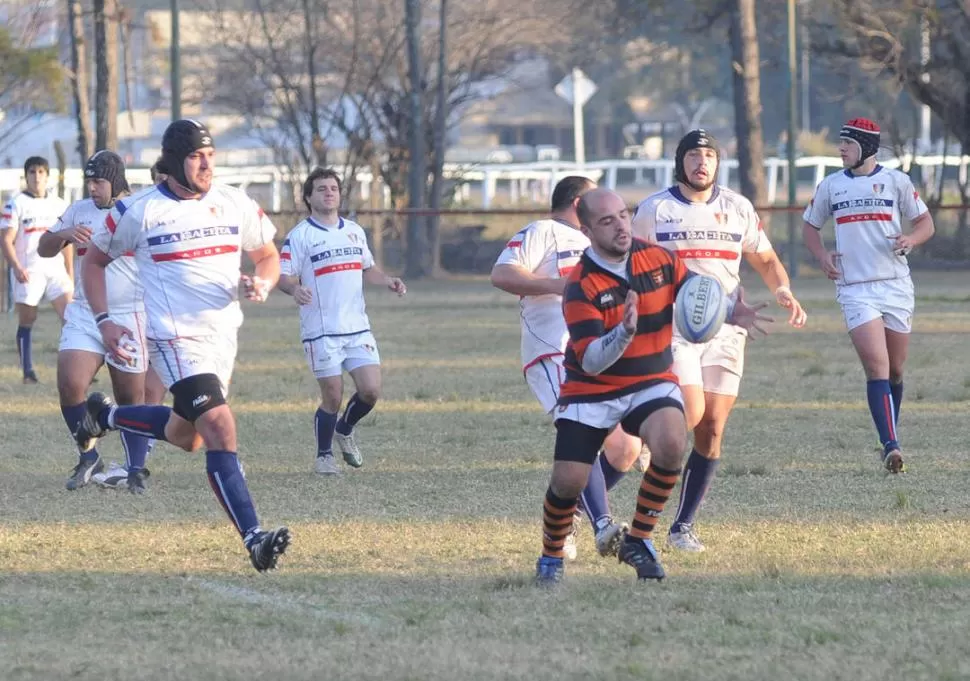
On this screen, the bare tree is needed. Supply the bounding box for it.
[812,0,970,148]
[67,0,93,166]
[94,0,119,151]
[200,0,561,274]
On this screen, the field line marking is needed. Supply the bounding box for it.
[186,576,380,627]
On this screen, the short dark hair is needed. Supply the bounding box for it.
[576,194,594,228]
[302,167,343,211]
[24,156,49,176]
[550,175,594,213]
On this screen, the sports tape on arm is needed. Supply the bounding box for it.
[580,323,635,375]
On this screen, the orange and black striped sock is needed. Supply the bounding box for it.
[628,463,682,541]
[541,487,578,559]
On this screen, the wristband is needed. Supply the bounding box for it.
[95,313,111,326]
[774,285,792,297]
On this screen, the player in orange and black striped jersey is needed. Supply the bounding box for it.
[535,188,771,584]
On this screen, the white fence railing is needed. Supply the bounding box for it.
[0,154,965,210]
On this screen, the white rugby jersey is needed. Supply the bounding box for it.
[494,218,588,370]
[280,216,375,341]
[90,182,276,340]
[633,185,771,294]
[803,165,928,285]
[0,191,69,273]
[51,198,143,314]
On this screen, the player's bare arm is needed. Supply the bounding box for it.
[82,243,133,363]
[363,264,406,296]
[891,211,936,254]
[802,222,840,280]
[0,227,27,283]
[490,263,567,296]
[277,274,313,305]
[242,242,281,302]
[743,249,807,327]
[38,225,91,257]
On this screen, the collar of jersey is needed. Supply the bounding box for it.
[23,190,47,199]
[551,216,579,230]
[308,216,344,231]
[843,164,883,179]
[156,182,208,202]
[669,184,720,205]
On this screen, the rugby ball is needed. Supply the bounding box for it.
[674,275,727,343]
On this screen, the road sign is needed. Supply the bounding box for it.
[554,68,597,166]
[555,69,597,108]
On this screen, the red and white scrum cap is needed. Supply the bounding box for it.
[840,118,881,162]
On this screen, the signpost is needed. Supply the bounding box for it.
[555,68,597,166]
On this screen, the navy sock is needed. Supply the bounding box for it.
[205,450,260,539]
[670,449,719,533]
[107,404,170,441]
[890,380,903,424]
[580,452,615,528]
[599,454,626,490]
[336,393,375,435]
[61,403,99,463]
[866,379,899,453]
[315,408,338,457]
[121,430,152,472]
[16,326,32,375]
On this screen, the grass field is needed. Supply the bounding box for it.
[1,272,970,681]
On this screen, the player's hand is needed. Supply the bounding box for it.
[887,234,914,256]
[774,286,807,328]
[13,267,28,283]
[63,225,93,245]
[241,275,271,302]
[818,250,841,280]
[732,286,774,339]
[387,277,407,297]
[99,320,135,364]
[622,290,639,334]
[293,285,313,305]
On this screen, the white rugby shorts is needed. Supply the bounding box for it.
[59,304,148,374]
[671,323,747,397]
[148,334,237,394]
[303,331,381,379]
[524,354,564,415]
[554,381,684,431]
[837,276,914,334]
[13,269,73,307]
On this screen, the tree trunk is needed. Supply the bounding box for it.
[67,0,92,166]
[94,0,119,151]
[404,0,428,278]
[728,0,767,208]
[54,141,67,200]
[428,0,448,276]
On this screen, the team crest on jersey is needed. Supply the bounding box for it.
[209,205,223,218]
[347,232,360,245]
[713,212,728,225]
[873,184,885,194]
[647,267,666,287]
